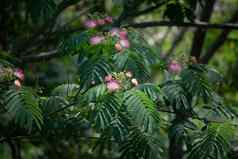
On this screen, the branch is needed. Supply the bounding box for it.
[157,108,236,125]
[47,102,78,117]
[125,21,238,30]
[201,9,238,64]
[0,135,115,144]
[190,0,216,60]
[21,50,58,62]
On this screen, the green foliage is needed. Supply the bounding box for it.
[93,93,121,131]
[163,0,200,22]
[79,58,113,90]
[27,0,57,23]
[59,31,93,56]
[181,64,213,102]
[41,96,69,114]
[51,83,80,98]
[123,90,160,132]
[120,127,161,159]
[187,123,234,159]
[162,80,190,112]
[135,83,162,102]
[4,88,43,130]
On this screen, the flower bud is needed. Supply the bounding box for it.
[131,78,138,86]
[125,71,133,78]
[115,42,123,52]
[120,39,130,48]
[14,79,22,89]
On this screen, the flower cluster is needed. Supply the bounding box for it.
[86,16,113,46]
[104,71,139,92]
[84,16,113,29]
[168,60,182,74]
[0,67,24,89]
[89,36,105,45]
[0,67,13,81]
[110,28,130,52]
[105,74,120,92]
[13,68,24,89]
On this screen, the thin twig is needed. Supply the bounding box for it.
[22,50,58,62]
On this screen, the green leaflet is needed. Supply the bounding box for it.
[4,87,43,130]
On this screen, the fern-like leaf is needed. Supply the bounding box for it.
[162,81,190,112]
[181,64,213,102]
[187,123,232,159]
[123,90,160,132]
[93,93,121,131]
[51,83,80,98]
[135,83,162,102]
[120,127,160,159]
[79,58,112,90]
[4,88,43,130]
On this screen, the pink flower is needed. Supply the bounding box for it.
[131,78,138,86]
[84,20,97,28]
[110,28,120,37]
[104,74,113,82]
[14,68,24,81]
[96,19,106,25]
[106,80,120,92]
[168,60,182,74]
[125,71,133,78]
[119,31,128,40]
[104,16,113,23]
[120,39,130,48]
[115,42,123,52]
[14,80,22,89]
[90,36,104,45]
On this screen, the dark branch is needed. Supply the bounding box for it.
[190,0,216,60]
[201,9,238,64]
[157,108,234,124]
[125,21,238,30]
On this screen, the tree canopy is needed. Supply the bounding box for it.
[1,0,238,159]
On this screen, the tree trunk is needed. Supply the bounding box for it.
[190,0,216,60]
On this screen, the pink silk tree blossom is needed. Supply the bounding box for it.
[90,36,104,45]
